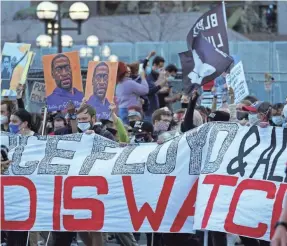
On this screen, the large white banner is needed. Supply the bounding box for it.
[1,123,286,242]
[193,124,287,241]
[1,131,198,232]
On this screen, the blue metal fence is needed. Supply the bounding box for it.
[30,41,287,103]
[31,41,287,72]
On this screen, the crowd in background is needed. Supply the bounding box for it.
[1,50,287,246]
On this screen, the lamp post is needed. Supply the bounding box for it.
[108,54,118,62]
[37,1,90,53]
[36,34,52,48]
[81,36,117,64]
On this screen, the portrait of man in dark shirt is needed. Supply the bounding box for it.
[1,56,11,80]
[1,55,12,90]
[87,62,111,119]
[46,54,84,111]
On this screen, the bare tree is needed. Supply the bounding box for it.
[94,1,188,43]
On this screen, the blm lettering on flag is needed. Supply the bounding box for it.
[180,33,233,89]
[186,2,229,55]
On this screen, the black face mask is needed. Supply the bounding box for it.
[135,133,150,143]
[181,103,188,109]
[129,121,136,128]
[237,111,248,121]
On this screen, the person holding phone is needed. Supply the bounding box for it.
[158,64,181,110]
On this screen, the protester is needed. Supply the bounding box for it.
[74,103,115,140]
[109,103,129,143]
[152,107,173,140]
[1,100,14,131]
[242,101,272,127]
[145,56,169,122]
[158,64,181,110]
[127,106,143,127]
[116,62,149,124]
[181,91,203,133]
[270,103,285,126]
[132,120,154,143]
[9,108,38,135]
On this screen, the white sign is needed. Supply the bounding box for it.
[29,81,46,103]
[226,61,249,103]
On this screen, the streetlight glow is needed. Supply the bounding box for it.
[36,1,57,20]
[36,34,52,47]
[80,47,93,58]
[69,2,90,21]
[87,35,99,47]
[108,55,118,62]
[101,45,111,57]
[93,55,100,62]
[61,35,73,47]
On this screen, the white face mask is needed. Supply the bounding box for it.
[77,122,91,132]
[1,115,8,125]
[248,114,259,125]
[272,116,284,126]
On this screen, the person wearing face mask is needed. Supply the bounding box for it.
[242,101,272,127]
[8,109,37,136]
[145,56,169,122]
[115,61,149,124]
[72,104,115,140]
[127,106,143,128]
[151,108,172,139]
[5,109,38,246]
[270,103,285,127]
[132,121,154,143]
[1,101,14,132]
[48,113,68,135]
[157,64,181,110]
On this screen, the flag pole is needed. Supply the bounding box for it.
[41,107,48,136]
[204,230,208,246]
[222,1,228,29]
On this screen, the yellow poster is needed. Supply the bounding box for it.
[1,42,31,90]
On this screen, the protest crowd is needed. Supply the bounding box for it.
[1,2,287,246]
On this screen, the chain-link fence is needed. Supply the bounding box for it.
[31,41,287,73]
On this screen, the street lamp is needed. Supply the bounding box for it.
[36,1,57,20]
[37,1,90,53]
[80,47,93,58]
[61,35,73,47]
[101,45,111,57]
[36,34,52,47]
[69,2,90,21]
[87,35,99,47]
[93,55,100,62]
[108,55,118,62]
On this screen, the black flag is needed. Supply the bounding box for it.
[180,2,232,91]
[180,33,233,88]
[186,2,229,55]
